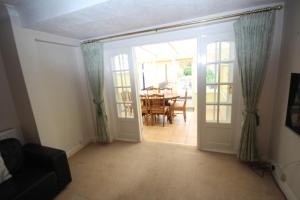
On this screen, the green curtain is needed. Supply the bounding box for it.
[81,42,109,144]
[234,11,275,161]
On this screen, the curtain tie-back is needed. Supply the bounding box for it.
[81,42,109,143]
[234,11,275,161]
[244,109,257,114]
[244,109,260,126]
[93,99,104,105]
[93,99,106,118]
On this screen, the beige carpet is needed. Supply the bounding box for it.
[55,142,284,200]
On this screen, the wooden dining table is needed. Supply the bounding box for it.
[140,91,179,100]
[140,91,180,124]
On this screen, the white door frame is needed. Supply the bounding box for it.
[103,21,241,152]
[197,27,240,154]
[104,46,142,142]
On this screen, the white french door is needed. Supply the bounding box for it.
[103,21,239,149]
[198,31,239,153]
[105,47,142,142]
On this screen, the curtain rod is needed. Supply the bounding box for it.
[35,39,80,47]
[82,4,283,44]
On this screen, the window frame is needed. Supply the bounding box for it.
[205,41,234,124]
[111,54,134,119]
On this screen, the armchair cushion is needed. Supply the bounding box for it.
[0,138,72,200]
[0,153,12,184]
[0,139,24,175]
[0,164,58,200]
[23,144,72,189]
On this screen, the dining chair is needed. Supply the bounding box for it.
[167,96,178,124]
[150,87,160,94]
[174,89,188,122]
[159,87,172,94]
[148,94,168,126]
[140,94,151,125]
[142,87,160,95]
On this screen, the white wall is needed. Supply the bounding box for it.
[0,52,19,132]
[255,7,284,160]
[0,51,24,142]
[8,10,95,156]
[0,4,39,143]
[270,0,300,199]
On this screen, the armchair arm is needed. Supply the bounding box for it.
[23,144,72,189]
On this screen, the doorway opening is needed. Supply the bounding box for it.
[105,22,238,152]
[134,38,197,146]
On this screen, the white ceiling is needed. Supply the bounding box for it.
[1,0,282,40]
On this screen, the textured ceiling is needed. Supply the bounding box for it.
[1,0,283,40]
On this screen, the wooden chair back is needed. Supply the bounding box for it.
[140,94,149,114]
[169,96,178,109]
[183,89,188,107]
[173,89,187,122]
[159,87,172,94]
[143,87,160,95]
[148,94,165,114]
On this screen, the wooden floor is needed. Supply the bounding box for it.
[143,111,197,146]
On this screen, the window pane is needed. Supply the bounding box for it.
[117,103,126,118]
[206,85,218,103]
[220,85,232,104]
[113,72,123,87]
[112,56,121,70]
[122,71,131,86]
[219,105,231,123]
[220,63,233,83]
[121,88,132,102]
[206,64,218,84]
[221,42,231,61]
[221,42,234,61]
[115,88,123,102]
[120,54,129,70]
[112,54,129,70]
[206,105,218,122]
[207,43,218,63]
[111,53,133,119]
[125,103,134,118]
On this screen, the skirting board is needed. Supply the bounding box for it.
[199,147,237,155]
[67,139,91,158]
[271,162,298,200]
[115,132,141,143]
[115,137,140,143]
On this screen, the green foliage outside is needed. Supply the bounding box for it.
[183,64,192,76]
[206,68,215,83]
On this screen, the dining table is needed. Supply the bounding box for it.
[140,91,179,100]
[140,91,180,124]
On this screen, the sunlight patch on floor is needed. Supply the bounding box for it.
[142,111,197,146]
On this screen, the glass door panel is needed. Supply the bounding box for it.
[111,54,134,119]
[204,41,234,124]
